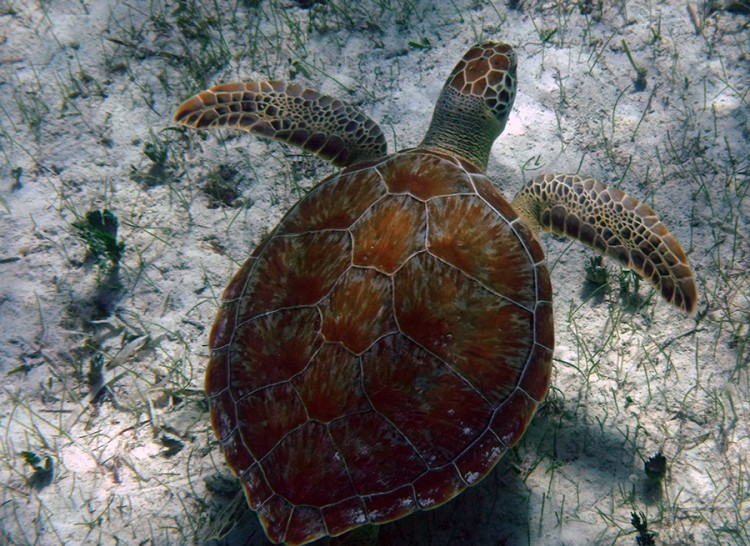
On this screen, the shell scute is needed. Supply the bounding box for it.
[285,507,326,546]
[262,421,357,506]
[519,343,554,402]
[291,344,370,422]
[235,383,307,459]
[534,301,555,348]
[471,174,518,220]
[238,231,350,320]
[455,429,507,484]
[319,267,396,354]
[378,151,473,199]
[490,390,538,448]
[240,463,274,508]
[362,334,492,467]
[533,268,554,306]
[351,194,425,273]
[394,252,534,407]
[364,486,416,523]
[205,345,230,394]
[208,390,237,442]
[413,464,464,509]
[220,427,255,480]
[208,302,238,350]
[427,194,538,308]
[227,307,322,397]
[279,168,385,234]
[256,495,294,543]
[321,496,368,537]
[328,411,427,495]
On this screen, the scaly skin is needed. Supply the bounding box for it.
[511,174,697,313]
[421,41,517,172]
[174,81,387,167]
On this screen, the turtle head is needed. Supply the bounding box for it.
[421,41,517,172]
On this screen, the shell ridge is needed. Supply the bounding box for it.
[474,196,552,303]
[424,199,431,247]
[491,419,513,451]
[340,154,391,178]
[359,336,433,470]
[494,388,539,448]
[362,469,432,512]
[238,460,271,503]
[533,266,553,306]
[448,418,500,485]
[533,314,553,352]
[452,461,472,487]
[347,249,428,278]
[474,193,541,272]
[323,425,365,508]
[390,329,495,412]
[381,248,428,276]
[508,216,546,263]
[311,261,354,313]
[424,191,478,201]
[368,404,430,471]
[257,421,307,468]
[231,335,322,403]
[326,330,401,357]
[324,407,374,425]
[288,382,312,422]
[286,338,326,386]
[231,381,285,405]
[516,385,540,403]
[274,228,351,238]
[346,191,395,237]
[517,342,553,402]
[226,254,265,368]
[223,310,323,401]
[424,250,535,314]
[206,385,231,397]
[234,304,320,328]
[276,166,388,236]
[357,353,378,415]
[210,340,232,351]
[467,172,482,195]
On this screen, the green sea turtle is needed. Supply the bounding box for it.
[175,41,697,545]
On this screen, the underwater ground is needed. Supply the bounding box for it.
[0,1,748,544]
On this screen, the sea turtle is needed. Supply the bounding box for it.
[174,41,697,545]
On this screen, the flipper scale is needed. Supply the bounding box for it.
[175,81,387,167]
[513,173,697,313]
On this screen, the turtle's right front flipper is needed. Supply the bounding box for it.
[174,81,387,167]
[512,173,697,314]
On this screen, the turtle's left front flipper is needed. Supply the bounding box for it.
[174,81,387,167]
[512,173,697,314]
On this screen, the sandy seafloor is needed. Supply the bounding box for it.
[0,1,748,545]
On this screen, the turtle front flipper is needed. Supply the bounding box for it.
[512,173,697,314]
[174,81,387,167]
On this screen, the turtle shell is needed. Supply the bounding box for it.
[206,149,554,545]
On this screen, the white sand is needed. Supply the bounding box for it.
[1,1,748,544]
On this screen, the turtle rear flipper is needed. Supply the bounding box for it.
[174,81,387,167]
[512,173,697,314]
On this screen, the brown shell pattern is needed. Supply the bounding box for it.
[206,150,554,545]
